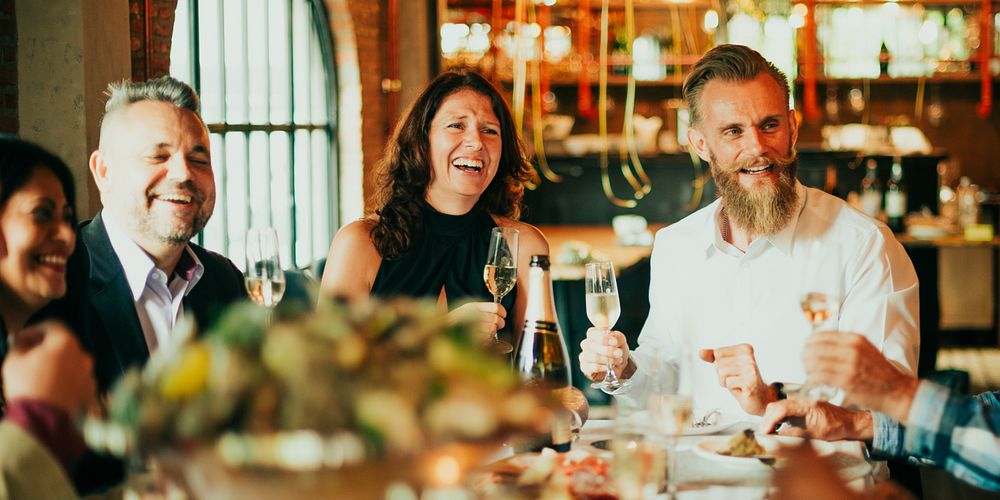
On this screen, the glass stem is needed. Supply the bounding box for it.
[603,327,621,387]
[492,293,501,342]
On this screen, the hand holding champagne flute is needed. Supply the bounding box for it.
[245,228,285,308]
[585,261,629,391]
[483,227,518,354]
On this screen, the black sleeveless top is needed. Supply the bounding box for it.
[371,202,516,333]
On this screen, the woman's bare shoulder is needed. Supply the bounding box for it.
[493,216,549,254]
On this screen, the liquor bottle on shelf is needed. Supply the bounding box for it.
[885,157,908,233]
[515,254,572,452]
[859,159,883,220]
[956,176,981,229]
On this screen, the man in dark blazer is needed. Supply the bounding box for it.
[51,76,245,394]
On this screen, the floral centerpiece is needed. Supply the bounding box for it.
[87,298,554,497]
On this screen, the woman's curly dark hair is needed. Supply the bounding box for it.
[371,69,533,260]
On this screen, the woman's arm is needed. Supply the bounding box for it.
[319,219,382,302]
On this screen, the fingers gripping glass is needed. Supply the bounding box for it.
[585,261,629,391]
[484,227,518,354]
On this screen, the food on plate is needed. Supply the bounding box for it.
[477,448,615,499]
[720,429,766,457]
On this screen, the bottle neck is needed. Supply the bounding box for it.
[524,264,558,325]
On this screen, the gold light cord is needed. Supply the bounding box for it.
[685,148,708,211]
[915,76,925,122]
[620,0,653,197]
[528,1,562,183]
[512,0,527,132]
[599,0,637,208]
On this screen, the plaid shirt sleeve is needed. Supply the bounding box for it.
[894,381,1000,491]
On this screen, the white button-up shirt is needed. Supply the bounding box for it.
[103,212,205,352]
[614,183,920,419]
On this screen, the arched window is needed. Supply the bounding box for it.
[170,0,337,269]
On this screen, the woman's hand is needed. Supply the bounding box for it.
[448,302,507,339]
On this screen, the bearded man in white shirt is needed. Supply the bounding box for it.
[579,45,919,433]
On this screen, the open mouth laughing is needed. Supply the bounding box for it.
[740,164,775,175]
[452,157,484,173]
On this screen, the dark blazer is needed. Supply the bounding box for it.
[46,212,246,392]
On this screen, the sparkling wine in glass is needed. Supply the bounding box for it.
[585,261,628,391]
[245,228,285,309]
[484,227,518,354]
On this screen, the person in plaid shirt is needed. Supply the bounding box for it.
[760,332,1000,492]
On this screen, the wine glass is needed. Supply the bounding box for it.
[483,227,518,354]
[244,228,286,309]
[585,260,628,391]
[797,242,841,401]
[646,345,693,498]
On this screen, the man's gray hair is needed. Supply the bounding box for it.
[104,76,200,116]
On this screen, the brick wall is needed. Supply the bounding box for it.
[346,0,388,212]
[0,0,16,134]
[129,0,177,82]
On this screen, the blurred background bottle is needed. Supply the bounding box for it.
[885,157,908,233]
[956,176,981,229]
[860,158,883,219]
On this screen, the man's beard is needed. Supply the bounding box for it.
[710,150,799,237]
[133,182,214,245]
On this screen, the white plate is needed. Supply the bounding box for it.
[683,413,740,436]
[692,434,835,466]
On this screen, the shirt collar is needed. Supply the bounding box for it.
[102,210,205,299]
[704,180,808,258]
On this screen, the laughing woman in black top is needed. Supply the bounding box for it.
[320,70,548,344]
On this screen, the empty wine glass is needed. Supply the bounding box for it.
[483,227,518,354]
[244,228,285,309]
[585,260,628,391]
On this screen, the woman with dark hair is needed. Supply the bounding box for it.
[321,69,548,346]
[0,135,77,342]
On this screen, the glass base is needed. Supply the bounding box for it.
[488,338,513,354]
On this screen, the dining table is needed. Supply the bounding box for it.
[571,418,877,499]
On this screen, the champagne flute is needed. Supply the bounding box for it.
[244,228,286,309]
[483,227,518,354]
[585,260,628,391]
[797,241,841,401]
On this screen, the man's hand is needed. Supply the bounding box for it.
[579,328,629,382]
[699,344,774,416]
[448,302,506,340]
[2,321,96,415]
[758,399,873,442]
[803,332,920,422]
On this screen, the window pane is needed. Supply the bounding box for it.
[170,0,192,84]
[224,132,249,261]
[198,0,224,123]
[311,130,331,264]
[293,129,312,267]
[269,0,291,124]
[248,131,270,226]
[224,0,249,123]
[247,2,270,124]
[291,0,311,123]
[309,27,328,125]
[269,132,293,267]
[202,133,227,255]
